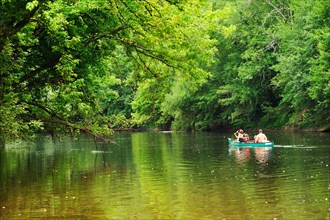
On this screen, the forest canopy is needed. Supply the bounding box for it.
[0,0,329,142]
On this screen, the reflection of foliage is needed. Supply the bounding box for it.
[1,133,329,219]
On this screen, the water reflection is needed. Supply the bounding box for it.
[229,147,272,164]
[229,147,251,164]
[0,132,329,220]
[254,147,272,164]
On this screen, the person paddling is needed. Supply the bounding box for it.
[234,129,246,142]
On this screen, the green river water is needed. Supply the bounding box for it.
[0,131,329,219]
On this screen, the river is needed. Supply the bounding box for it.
[0,131,329,219]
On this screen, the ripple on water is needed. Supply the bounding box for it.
[274,145,317,148]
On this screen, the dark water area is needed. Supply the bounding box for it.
[0,131,329,219]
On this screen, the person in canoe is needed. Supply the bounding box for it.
[234,129,246,142]
[254,129,268,143]
[243,133,250,142]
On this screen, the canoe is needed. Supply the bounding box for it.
[228,138,274,147]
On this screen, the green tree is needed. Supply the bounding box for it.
[271,0,330,128]
[168,0,283,130]
[0,0,217,142]
[130,0,217,130]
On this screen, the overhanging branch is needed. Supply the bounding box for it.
[44,119,116,144]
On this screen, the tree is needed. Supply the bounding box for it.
[271,0,330,128]
[0,0,217,142]
[173,0,282,129]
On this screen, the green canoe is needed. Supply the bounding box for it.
[228,138,274,147]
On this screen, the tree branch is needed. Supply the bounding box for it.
[265,0,287,21]
[84,24,129,46]
[0,3,41,40]
[44,119,117,144]
[23,101,116,144]
[115,37,178,69]
[18,56,61,84]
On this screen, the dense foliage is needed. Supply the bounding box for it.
[0,0,329,142]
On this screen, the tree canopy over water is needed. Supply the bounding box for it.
[1,0,329,141]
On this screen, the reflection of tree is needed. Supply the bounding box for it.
[2,133,329,219]
[0,134,138,218]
